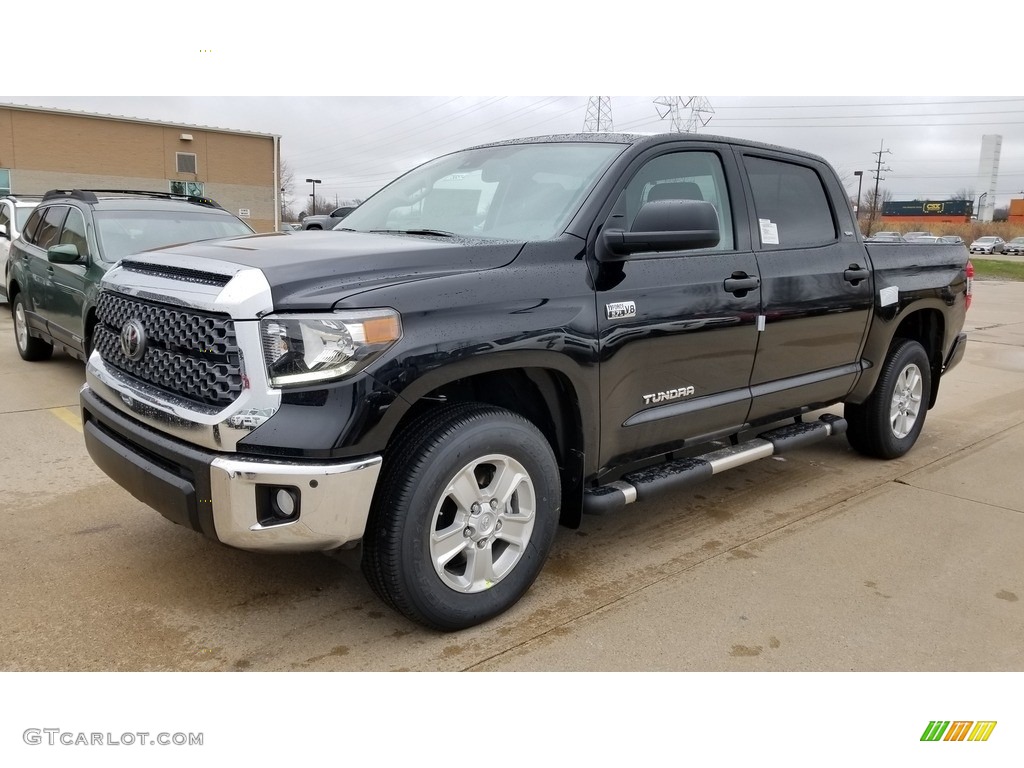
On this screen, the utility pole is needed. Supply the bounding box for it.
[854,170,864,230]
[866,141,893,236]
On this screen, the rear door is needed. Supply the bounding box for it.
[592,143,761,471]
[738,151,873,422]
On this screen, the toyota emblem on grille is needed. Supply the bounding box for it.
[120,319,147,362]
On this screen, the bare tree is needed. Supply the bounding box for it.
[862,187,892,218]
[279,160,296,220]
[300,194,335,218]
[951,187,975,201]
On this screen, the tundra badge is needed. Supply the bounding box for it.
[643,386,695,405]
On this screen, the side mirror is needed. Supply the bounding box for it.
[600,199,720,260]
[47,243,82,264]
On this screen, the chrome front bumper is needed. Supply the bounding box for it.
[81,384,382,553]
[209,454,382,552]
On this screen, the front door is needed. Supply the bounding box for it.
[593,147,760,472]
[45,206,94,352]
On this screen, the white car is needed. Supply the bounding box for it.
[0,194,41,301]
[969,236,1005,255]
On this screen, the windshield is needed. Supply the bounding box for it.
[339,142,625,241]
[94,209,254,261]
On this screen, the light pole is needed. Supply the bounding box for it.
[306,178,321,215]
[977,192,988,223]
[854,171,864,229]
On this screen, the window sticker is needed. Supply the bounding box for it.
[759,218,779,245]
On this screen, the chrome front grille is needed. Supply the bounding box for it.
[95,291,243,407]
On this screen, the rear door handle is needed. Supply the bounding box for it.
[723,272,760,296]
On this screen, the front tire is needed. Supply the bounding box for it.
[12,293,53,361]
[846,338,931,459]
[362,403,560,631]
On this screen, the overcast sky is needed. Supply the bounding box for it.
[7,3,1022,214]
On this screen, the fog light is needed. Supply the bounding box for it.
[275,488,296,517]
[256,485,301,526]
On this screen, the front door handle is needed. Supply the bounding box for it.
[844,264,869,285]
[724,272,760,296]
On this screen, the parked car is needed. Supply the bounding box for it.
[1002,236,1024,254]
[909,236,941,244]
[0,194,41,302]
[938,235,964,245]
[903,231,934,241]
[872,231,902,238]
[969,235,1005,255]
[301,205,358,230]
[864,234,906,243]
[8,189,254,362]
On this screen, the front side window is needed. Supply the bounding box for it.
[59,207,90,258]
[615,150,735,251]
[745,156,837,249]
[340,142,625,241]
[0,170,10,196]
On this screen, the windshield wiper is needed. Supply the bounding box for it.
[370,228,455,238]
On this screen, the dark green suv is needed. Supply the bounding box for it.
[8,189,254,362]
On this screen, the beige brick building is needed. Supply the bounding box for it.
[0,104,280,233]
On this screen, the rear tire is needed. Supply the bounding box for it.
[12,293,53,361]
[362,403,560,631]
[846,338,930,459]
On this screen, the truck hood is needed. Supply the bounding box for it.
[126,231,524,311]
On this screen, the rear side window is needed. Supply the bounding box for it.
[34,205,69,250]
[21,208,42,243]
[744,156,836,249]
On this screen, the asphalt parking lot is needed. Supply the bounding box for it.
[0,281,1021,672]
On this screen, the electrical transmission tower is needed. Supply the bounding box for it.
[653,96,715,133]
[583,97,614,132]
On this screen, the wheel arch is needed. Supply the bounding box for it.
[890,308,945,408]
[391,366,588,528]
[850,306,947,408]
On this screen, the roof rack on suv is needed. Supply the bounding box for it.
[40,189,224,209]
[42,189,100,203]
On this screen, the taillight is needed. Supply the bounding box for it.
[965,260,974,311]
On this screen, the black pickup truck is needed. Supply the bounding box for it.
[79,133,971,630]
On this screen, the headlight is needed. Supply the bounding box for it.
[260,309,402,387]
